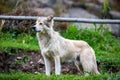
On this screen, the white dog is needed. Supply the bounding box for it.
[32,16,100,76]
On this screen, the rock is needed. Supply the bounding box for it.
[97,0,104,4]
[61,8,120,37]
[66,8,120,36]
[108,0,120,10]
[108,0,116,5]
[110,24,120,37]
[31,64,35,67]
[39,0,49,4]
[34,71,39,74]
[68,8,98,18]
[85,3,103,17]
[30,61,33,65]
[31,8,55,16]
[109,11,120,36]
[64,0,74,6]
[38,59,44,65]
[67,8,99,28]
[12,0,55,16]
[109,10,120,19]
[15,0,52,8]
[22,64,31,71]
[15,7,55,16]
[17,57,22,60]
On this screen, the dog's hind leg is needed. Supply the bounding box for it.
[80,49,95,76]
[74,55,83,75]
[74,61,83,75]
[80,48,100,76]
[92,64,100,75]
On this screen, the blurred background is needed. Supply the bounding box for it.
[0,0,120,36]
[0,0,120,77]
[0,0,120,18]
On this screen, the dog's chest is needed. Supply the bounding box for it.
[41,38,60,55]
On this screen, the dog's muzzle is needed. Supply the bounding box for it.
[32,26,36,31]
[32,26,40,32]
[32,26,43,32]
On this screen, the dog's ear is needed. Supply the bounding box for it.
[47,15,53,22]
[36,17,39,20]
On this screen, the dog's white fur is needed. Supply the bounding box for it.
[33,16,100,76]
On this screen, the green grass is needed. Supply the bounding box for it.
[0,72,120,80]
[0,25,120,79]
[0,32,39,52]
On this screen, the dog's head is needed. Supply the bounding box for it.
[32,15,54,32]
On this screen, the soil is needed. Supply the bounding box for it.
[0,51,119,75]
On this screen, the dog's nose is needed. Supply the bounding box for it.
[32,26,36,30]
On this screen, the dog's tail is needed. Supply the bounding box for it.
[91,48,100,75]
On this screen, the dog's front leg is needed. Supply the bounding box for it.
[43,56,51,76]
[54,55,61,75]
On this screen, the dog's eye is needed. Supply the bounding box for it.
[39,23,42,25]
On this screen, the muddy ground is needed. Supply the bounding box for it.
[0,51,119,75]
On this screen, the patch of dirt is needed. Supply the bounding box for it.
[0,51,44,74]
[0,51,119,74]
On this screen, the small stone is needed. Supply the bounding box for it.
[38,59,44,65]
[17,57,22,60]
[31,64,35,67]
[34,71,39,74]
[109,10,120,19]
[30,61,33,64]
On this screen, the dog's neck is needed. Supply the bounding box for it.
[36,28,58,48]
[38,27,55,38]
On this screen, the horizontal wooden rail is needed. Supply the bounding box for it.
[0,15,120,24]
